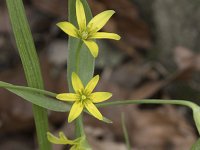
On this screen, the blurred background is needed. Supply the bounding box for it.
[0,0,200,149]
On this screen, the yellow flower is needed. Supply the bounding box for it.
[47,132,91,150]
[57,0,121,58]
[56,72,112,122]
[47,132,80,145]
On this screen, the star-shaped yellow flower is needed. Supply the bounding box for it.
[57,0,121,58]
[56,72,112,122]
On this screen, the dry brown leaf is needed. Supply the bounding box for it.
[129,80,166,99]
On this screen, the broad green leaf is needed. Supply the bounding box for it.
[68,0,94,91]
[6,0,51,149]
[191,138,200,150]
[68,0,95,138]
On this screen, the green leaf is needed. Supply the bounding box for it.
[8,89,69,112]
[6,1,43,88]
[0,81,112,124]
[191,138,200,150]
[121,113,131,150]
[68,0,95,138]
[6,0,51,149]
[67,0,94,91]
[0,81,69,112]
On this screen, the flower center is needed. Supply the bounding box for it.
[81,31,88,40]
[81,95,87,100]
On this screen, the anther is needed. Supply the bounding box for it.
[81,31,88,39]
[81,95,87,100]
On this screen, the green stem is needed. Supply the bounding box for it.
[99,99,200,135]
[75,40,83,73]
[74,40,85,137]
[75,114,85,137]
[121,113,131,150]
[97,99,198,110]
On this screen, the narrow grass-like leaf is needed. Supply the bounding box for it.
[121,113,131,150]
[8,88,69,112]
[6,0,51,149]
[0,81,69,112]
[0,81,57,97]
[0,81,112,123]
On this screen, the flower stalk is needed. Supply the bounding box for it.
[97,99,198,108]
[74,39,84,137]
[98,99,200,135]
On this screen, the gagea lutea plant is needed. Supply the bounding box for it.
[3,0,200,149]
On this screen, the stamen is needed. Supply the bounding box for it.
[81,31,88,40]
[81,95,87,100]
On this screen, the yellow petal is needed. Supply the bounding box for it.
[83,40,98,58]
[87,10,115,32]
[72,72,84,93]
[70,146,77,150]
[68,101,84,123]
[59,132,68,140]
[90,92,112,103]
[90,32,121,40]
[84,101,103,120]
[57,22,78,37]
[85,75,99,94]
[47,132,76,145]
[76,0,86,30]
[56,93,78,101]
